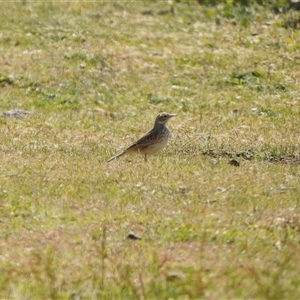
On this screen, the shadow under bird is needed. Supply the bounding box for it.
[106,112,177,162]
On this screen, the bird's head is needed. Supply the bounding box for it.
[155,112,177,125]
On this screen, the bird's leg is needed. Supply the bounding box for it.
[144,154,148,162]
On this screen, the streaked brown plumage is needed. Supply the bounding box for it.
[106,112,177,162]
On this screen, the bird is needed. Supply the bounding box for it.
[106,112,177,163]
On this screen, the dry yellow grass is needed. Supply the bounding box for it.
[0,1,300,299]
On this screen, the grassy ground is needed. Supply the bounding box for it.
[1,1,300,299]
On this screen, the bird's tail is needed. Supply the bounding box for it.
[106,151,126,163]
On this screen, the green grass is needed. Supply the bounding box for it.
[0,1,300,299]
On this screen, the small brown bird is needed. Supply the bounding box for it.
[106,112,177,162]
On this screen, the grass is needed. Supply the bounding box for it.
[0,0,300,298]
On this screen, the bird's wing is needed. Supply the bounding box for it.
[126,128,163,151]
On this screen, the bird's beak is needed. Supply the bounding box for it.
[169,114,177,117]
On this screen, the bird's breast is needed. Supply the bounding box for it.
[145,138,169,154]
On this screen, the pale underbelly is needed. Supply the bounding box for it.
[137,137,169,155]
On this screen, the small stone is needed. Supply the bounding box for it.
[229,159,240,167]
[3,109,30,118]
[127,233,141,240]
[176,186,186,194]
[166,271,185,281]
[275,240,282,251]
